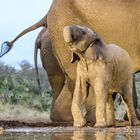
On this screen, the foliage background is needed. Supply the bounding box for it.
[0,60,52,121]
[0,60,140,121]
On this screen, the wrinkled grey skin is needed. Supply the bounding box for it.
[63,25,140,127]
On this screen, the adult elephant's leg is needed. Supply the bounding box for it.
[42,51,73,122]
[50,77,73,122]
[38,29,71,121]
[124,74,140,120]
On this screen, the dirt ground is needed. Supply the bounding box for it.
[0,120,71,128]
[0,119,133,128]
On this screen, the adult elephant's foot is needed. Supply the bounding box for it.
[50,84,73,122]
[74,118,86,127]
[50,108,73,122]
[50,98,73,122]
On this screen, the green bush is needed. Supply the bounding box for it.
[0,60,52,112]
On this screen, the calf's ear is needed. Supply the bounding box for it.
[70,52,80,63]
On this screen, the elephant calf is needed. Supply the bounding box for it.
[63,25,140,127]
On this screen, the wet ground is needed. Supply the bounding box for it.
[1,127,140,140]
[0,121,140,140]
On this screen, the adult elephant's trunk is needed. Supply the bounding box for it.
[0,15,47,58]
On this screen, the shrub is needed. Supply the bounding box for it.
[0,60,52,112]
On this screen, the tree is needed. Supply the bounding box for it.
[19,60,32,70]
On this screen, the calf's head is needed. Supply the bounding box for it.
[63,25,106,63]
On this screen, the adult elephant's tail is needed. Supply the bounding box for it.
[34,28,47,94]
[0,15,47,58]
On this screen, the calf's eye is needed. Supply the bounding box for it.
[81,30,86,35]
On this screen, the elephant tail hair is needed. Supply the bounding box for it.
[0,15,48,58]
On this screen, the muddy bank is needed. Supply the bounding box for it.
[0,120,73,128]
[0,119,136,129]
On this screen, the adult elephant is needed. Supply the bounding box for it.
[1,0,140,122]
[47,0,140,122]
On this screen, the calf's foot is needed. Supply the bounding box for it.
[94,122,108,128]
[74,118,87,127]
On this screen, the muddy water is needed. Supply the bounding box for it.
[1,127,140,140]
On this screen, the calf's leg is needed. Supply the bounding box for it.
[71,75,87,127]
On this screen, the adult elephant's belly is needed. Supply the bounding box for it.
[48,0,140,79]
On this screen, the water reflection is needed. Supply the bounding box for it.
[71,130,86,140]
[72,130,136,140]
[0,128,139,140]
[72,131,115,140]
[95,132,115,140]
